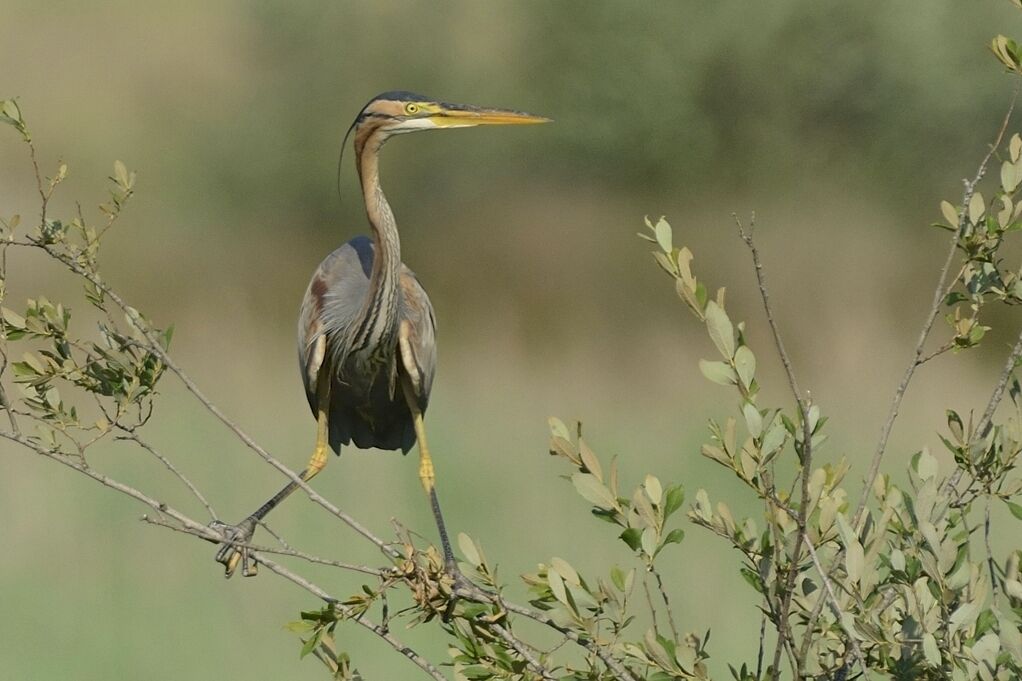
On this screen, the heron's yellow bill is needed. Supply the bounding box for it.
[430,106,551,127]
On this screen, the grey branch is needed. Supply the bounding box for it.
[1,428,446,679]
[734,213,812,681]
[853,92,1017,529]
[115,429,218,521]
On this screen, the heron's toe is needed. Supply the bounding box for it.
[211,518,257,578]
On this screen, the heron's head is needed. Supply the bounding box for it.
[350,91,550,155]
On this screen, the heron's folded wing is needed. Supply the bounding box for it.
[398,267,437,409]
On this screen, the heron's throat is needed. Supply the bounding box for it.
[353,141,402,360]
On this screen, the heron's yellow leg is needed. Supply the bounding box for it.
[216,369,332,578]
[400,375,457,568]
[399,376,434,493]
[307,399,330,480]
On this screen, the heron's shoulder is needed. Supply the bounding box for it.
[316,235,375,280]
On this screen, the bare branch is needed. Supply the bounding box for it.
[650,565,679,642]
[2,427,448,679]
[116,429,218,521]
[734,213,811,681]
[141,515,389,577]
[853,92,1017,529]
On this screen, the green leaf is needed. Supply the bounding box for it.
[742,403,763,439]
[458,533,481,567]
[698,359,738,386]
[572,472,617,509]
[619,527,642,551]
[845,537,864,586]
[663,486,685,518]
[704,301,735,359]
[300,630,322,658]
[922,633,940,667]
[760,416,786,458]
[949,598,981,635]
[734,345,755,389]
[550,557,580,585]
[610,566,626,591]
[1006,500,1022,521]
[653,216,672,253]
[662,528,685,547]
[547,567,569,605]
[1,99,22,124]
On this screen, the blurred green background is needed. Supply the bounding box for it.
[3,1,1022,678]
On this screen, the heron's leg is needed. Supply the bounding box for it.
[212,375,332,578]
[399,378,456,569]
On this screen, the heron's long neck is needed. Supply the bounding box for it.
[352,144,402,355]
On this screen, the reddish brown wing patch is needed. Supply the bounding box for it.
[309,276,329,312]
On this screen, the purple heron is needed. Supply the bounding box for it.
[212,92,549,578]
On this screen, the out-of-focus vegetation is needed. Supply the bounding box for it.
[4,2,1022,680]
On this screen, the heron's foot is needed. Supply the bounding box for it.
[211,517,258,578]
[443,560,492,621]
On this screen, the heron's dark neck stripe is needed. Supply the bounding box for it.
[352,198,400,354]
[347,142,402,362]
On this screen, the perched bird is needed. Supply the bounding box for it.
[213,91,549,577]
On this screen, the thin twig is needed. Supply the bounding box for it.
[801,536,872,680]
[800,94,1019,668]
[756,611,767,680]
[254,556,449,681]
[853,93,1016,530]
[976,329,1022,437]
[3,428,447,679]
[116,429,218,521]
[642,576,660,636]
[501,600,640,681]
[1,428,213,535]
[734,213,810,681]
[490,623,556,680]
[982,502,1000,599]
[937,326,1022,518]
[142,515,389,577]
[650,566,679,642]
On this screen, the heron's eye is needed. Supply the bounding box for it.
[404,103,420,115]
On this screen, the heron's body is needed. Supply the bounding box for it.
[213,90,547,578]
[298,235,435,454]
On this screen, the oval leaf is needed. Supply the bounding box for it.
[734,345,756,389]
[572,472,617,509]
[699,359,738,386]
[704,301,735,359]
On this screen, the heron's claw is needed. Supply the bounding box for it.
[443,560,490,621]
[211,517,258,578]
